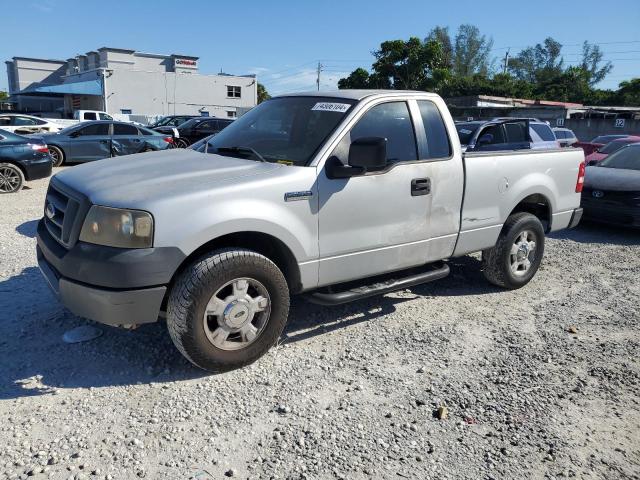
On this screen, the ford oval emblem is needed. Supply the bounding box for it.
[592,190,604,198]
[45,203,56,219]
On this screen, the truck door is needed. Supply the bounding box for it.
[316,99,463,286]
[111,122,143,156]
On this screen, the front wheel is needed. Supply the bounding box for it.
[482,212,545,289]
[166,249,290,372]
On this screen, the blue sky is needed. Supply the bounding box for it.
[2,0,639,95]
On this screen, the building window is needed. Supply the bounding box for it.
[227,86,241,98]
[120,109,132,115]
[227,110,237,118]
[200,111,210,117]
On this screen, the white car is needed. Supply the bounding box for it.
[0,114,64,135]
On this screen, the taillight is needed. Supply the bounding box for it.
[163,137,174,144]
[575,161,585,193]
[31,144,49,153]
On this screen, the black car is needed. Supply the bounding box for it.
[0,129,52,193]
[148,115,198,130]
[581,143,640,228]
[155,117,234,148]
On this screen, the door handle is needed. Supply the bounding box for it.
[411,178,431,196]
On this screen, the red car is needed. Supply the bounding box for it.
[575,134,629,156]
[585,136,640,164]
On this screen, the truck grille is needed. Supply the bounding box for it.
[44,181,87,248]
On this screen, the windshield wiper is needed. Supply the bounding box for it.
[216,146,266,162]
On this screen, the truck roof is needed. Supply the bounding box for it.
[275,90,440,101]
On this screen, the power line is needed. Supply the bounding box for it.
[491,40,640,51]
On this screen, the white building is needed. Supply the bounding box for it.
[5,47,258,119]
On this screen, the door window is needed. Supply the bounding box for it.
[350,102,417,164]
[84,112,98,120]
[76,123,110,136]
[14,116,39,126]
[113,123,139,135]
[417,101,451,159]
[0,117,10,126]
[531,123,555,141]
[504,122,529,143]
[477,124,506,145]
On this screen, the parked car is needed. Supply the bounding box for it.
[455,118,560,152]
[148,115,199,129]
[581,143,640,228]
[155,117,234,148]
[584,136,640,165]
[36,90,584,372]
[0,129,52,193]
[553,128,578,147]
[38,121,174,166]
[0,114,64,135]
[574,134,630,156]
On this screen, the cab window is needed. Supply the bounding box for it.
[350,102,417,164]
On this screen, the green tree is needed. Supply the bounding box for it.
[616,78,640,105]
[426,26,453,68]
[337,68,372,89]
[257,83,270,103]
[508,37,564,82]
[0,91,8,101]
[579,41,613,86]
[452,24,494,76]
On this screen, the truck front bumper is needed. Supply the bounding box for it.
[36,219,185,326]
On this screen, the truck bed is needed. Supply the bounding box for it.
[454,148,584,256]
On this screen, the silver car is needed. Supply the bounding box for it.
[553,128,579,147]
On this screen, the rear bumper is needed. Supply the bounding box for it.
[21,157,52,181]
[568,207,583,229]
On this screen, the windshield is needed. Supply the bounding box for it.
[455,123,481,145]
[598,139,637,154]
[196,96,356,166]
[598,145,640,170]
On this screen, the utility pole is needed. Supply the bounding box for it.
[316,61,323,91]
[503,49,510,74]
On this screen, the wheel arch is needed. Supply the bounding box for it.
[0,160,27,178]
[507,193,553,232]
[163,231,302,311]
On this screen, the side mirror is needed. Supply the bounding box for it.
[348,137,387,170]
[69,131,80,138]
[587,160,598,166]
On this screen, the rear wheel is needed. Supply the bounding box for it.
[48,146,64,167]
[0,163,24,193]
[166,248,290,372]
[174,138,189,149]
[482,212,545,289]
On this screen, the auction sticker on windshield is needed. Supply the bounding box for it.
[311,102,351,113]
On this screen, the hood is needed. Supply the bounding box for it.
[584,165,640,191]
[53,149,283,207]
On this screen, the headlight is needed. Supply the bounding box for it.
[79,206,154,248]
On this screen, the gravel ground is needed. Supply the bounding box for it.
[1,171,639,480]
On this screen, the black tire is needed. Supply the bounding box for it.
[0,163,25,193]
[166,248,290,372]
[174,138,189,149]
[482,212,545,289]
[48,146,65,167]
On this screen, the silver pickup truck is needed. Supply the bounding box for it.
[36,90,584,371]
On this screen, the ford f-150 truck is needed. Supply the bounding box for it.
[36,90,584,372]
